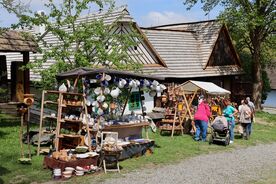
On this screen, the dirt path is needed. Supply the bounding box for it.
[100,143,276,184]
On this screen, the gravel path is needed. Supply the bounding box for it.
[101,143,276,184]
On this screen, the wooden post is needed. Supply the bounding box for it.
[171,103,178,137]
[27,106,31,158]
[20,114,24,158]
[83,95,92,151]
[37,90,45,156]
[121,87,132,117]
[55,92,63,150]
[139,87,148,139]
[22,52,30,94]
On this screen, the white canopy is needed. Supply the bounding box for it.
[177,80,231,95]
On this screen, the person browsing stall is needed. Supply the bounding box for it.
[194,95,211,142]
[239,99,252,140]
[222,99,238,144]
[246,97,255,135]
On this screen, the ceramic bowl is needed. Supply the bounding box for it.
[65,167,75,172]
[63,175,72,178]
[76,166,84,171]
[63,170,73,175]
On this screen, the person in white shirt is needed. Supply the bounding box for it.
[239,99,252,139]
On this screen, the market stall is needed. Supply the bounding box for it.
[160,80,230,137]
[39,67,165,178]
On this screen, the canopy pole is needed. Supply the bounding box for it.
[121,87,132,117]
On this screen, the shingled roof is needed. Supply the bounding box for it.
[141,20,242,78]
[0,30,37,52]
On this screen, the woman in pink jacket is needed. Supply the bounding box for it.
[194,96,211,141]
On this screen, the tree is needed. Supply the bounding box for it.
[0,0,29,19]
[16,0,141,89]
[183,0,276,109]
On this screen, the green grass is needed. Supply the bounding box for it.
[0,112,276,184]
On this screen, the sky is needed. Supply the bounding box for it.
[0,0,223,27]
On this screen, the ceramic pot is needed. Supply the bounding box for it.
[105,74,112,81]
[144,79,150,87]
[152,80,159,86]
[58,83,67,92]
[92,101,99,107]
[161,95,167,102]
[149,90,156,97]
[94,87,102,95]
[103,88,110,95]
[97,95,105,102]
[110,102,116,110]
[110,87,120,98]
[102,102,108,109]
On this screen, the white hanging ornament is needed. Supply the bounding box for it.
[58,83,67,92]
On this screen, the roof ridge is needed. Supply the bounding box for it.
[77,6,129,20]
[148,19,218,29]
[141,27,195,33]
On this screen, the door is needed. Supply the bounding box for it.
[11,62,25,102]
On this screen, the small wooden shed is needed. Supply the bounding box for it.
[0,30,37,102]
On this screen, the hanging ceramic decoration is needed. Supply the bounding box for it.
[144,79,150,87]
[96,95,105,102]
[139,79,144,87]
[135,80,140,87]
[86,95,94,106]
[103,88,110,95]
[101,80,109,87]
[128,80,136,88]
[96,74,103,80]
[156,85,161,92]
[102,102,108,109]
[118,79,126,88]
[149,90,157,97]
[92,101,99,107]
[152,80,159,86]
[157,91,162,97]
[90,79,97,83]
[110,102,116,110]
[150,85,156,90]
[105,74,112,81]
[94,87,101,95]
[160,84,167,90]
[97,108,104,116]
[110,87,120,98]
[59,83,67,92]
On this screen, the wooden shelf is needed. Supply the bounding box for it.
[61,119,82,123]
[58,134,83,138]
[61,104,83,108]
[103,122,150,129]
[44,100,58,105]
[45,90,83,96]
[161,119,180,123]
[43,115,57,120]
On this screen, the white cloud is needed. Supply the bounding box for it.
[141,11,197,27]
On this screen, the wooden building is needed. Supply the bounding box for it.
[141,20,243,96]
[0,30,37,103]
[2,7,242,103]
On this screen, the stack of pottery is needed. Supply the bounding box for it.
[62,170,73,179]
[75,166,85,176]
[53,168,61,179]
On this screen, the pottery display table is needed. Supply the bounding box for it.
[43,156,99,171]
[119,140,154,160]
[103,122,150,139]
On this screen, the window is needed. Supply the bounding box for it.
[128,92,141,110]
